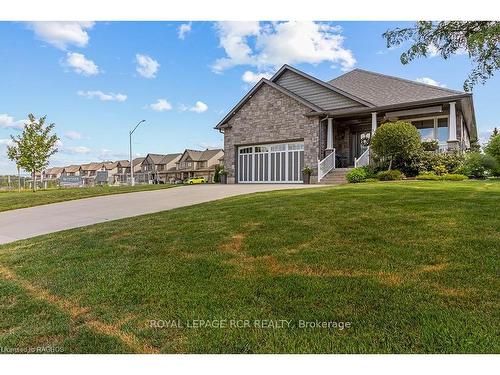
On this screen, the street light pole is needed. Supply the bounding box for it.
[129,120,146,186]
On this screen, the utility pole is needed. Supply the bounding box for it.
[129,120,146,186]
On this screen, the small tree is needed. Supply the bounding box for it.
[6,144,22,192]
[9,114,59,192]
[371,121,422,170]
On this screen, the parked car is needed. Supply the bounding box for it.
[169,178,184,184]
[185,177,207,184]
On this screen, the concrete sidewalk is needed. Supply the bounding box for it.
[0,184,323,244]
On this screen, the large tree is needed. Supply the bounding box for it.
[383,21,500,91]
[8,114,59,191]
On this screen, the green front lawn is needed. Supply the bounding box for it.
[0,184,176,212]
[0,180,498,353]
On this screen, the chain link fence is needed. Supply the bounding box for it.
[0,176,59,191]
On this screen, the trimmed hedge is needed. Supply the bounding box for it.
[416,172,468,181]
[376,170,405,181]
[346,167,368,183]
[442,174,468,181]
[416,172,440,180]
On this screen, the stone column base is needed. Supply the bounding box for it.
[447,140,459,151]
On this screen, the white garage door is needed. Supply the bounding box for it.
[238,142,304,183]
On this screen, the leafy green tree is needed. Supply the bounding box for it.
[383,21,500,91]
[6,143,22,192]
[371,121,422,170]
[484,132,500,176]
[8,114,59,191]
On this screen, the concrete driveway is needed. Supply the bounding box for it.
[0,184,323,244]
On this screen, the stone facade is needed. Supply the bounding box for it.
[223,83,320,183]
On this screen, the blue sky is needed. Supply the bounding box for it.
[0,21,498,174]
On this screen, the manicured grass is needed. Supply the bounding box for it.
[0,184,176,212]
[0,180,498,353]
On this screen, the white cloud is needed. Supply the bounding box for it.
[149,99,172,112]
[64,52,99,76]
[212,21,356,75]
[28,22,94,50]
[178,22,192,40]
[180,101,208,113]
[136,54,160,78]
[97,148,128,160]
[64,131,83,140]
[77,90,127,102]
[242,70,273,84]
[190,101,208,113]
[64,146,91,154]
[415,77,447,88]
[0,114,26,130]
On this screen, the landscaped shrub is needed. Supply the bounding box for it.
[421,140,439,151]
[371,121,422,171]
[457,152,498,178]
[432,164,447,176]
[346,167,368,183]
[441,174,468,181]
[376,169,405,181]
[417,151,465,174]
[416,172,468,181]
[416,172,440,180]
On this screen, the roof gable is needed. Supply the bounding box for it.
[160,153,182,165]
[214,78,322,129]
[329,69,464,106]
[144,153,166,165]
[271,65,372,109]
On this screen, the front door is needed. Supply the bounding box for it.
[351,131,371,163]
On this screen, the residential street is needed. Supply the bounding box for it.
[0,184,322,244]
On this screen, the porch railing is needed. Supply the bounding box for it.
[354,146,370,168]
[318,149,336,182]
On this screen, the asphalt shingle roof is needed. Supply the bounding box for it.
[328,69,464,107]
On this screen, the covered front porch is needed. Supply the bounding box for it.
[318,100,468,170]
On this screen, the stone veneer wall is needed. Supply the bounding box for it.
[222,84,320,183]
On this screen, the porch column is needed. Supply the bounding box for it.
[371,112,377,135]
[448,102,458,142]
[326,117,334,151]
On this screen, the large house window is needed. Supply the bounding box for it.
[413,119,435,141]
[410,116,448,146]
[437,118,449,144]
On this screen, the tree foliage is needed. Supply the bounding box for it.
[371,121,422,170]
[8,114,59,191]
[383,21,500,91]
[485,132,500,160]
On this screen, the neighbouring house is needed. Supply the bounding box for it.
[62,165,82,176]
[140,153,182,183]
[167,149,224,182]
[80,162,106,185]
[104,160,129,184]
[43,167,64,180]
[215,64,477,184]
